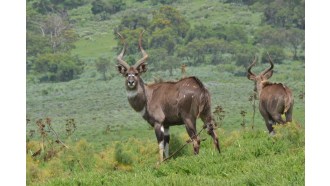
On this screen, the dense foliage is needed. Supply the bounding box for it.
[27,1,85,82]
[91,0,126,19]
[27,0,304,82]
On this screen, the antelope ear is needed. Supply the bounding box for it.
[247,73,256,81]
[117,65,127,76]
[264,70,273,79]
[136,63,147,74]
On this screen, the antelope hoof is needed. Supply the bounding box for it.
[215,139,221,153]
[194,147,199,155]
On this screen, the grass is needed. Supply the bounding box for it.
[26,62,305,185]
[27,123,304,185]
[26,1,305,185]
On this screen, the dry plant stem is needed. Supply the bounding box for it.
[48,124,70,149]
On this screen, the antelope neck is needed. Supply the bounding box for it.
[126,79,147,113]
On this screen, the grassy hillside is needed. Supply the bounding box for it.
[26,0,305,185]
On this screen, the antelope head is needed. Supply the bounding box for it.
[116,30,148,90]
[247,53,274,96]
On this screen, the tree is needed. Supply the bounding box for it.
[95,57,111,81]
[231,42,259,67]
[262,0,304,29]
[31,0,88,14]
[150,6,190,38]
[150,0,178,5]
[118,14,149,31]
[285,28,304,60]
[91,0,126,19]
[225,25,248,43]
[114,28,148,58]
[261,46,285,64]
[185,25,216,43]
[33,53,84,82]
[27,1,81,81]
[149,27,176,55]
[28,13,78,53]
[254,26,286,47]
[146,48,168,71]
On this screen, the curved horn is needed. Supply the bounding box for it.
[133,30,148,68]
[261,52,274,75]
[116,32,130,69]
[247,55,257,76]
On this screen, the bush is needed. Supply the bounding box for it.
[33,53,84,82]
[91,0,126,17]
[261,46,286,64]
[115,143,133,165]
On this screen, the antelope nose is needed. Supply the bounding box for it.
[128,79,135,86]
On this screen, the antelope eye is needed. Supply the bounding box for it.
[135,73,138,76]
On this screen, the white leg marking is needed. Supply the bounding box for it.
[164,142,169,158]
[164,128,169,136]
[164,128,170,158]
[268,120,275,125]
[159,140,164,150]
[158,140,164,162]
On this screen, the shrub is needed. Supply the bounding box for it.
[91,0,126,17]
[261,46,286,64]
[33,53,84,82]
[115,143,133,165]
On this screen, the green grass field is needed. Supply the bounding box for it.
[26,1,305,185]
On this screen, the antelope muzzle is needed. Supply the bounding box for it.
[127,74,136,88]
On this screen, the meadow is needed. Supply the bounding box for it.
[26,61,305,185]
[26,0,305,185]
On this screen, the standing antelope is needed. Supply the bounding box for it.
[116,31,220,162]
[247,55,294,134]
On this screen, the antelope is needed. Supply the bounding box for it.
[116,31,220,162]
[247,54,294,134]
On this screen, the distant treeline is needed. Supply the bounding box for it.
[26,0,304,82]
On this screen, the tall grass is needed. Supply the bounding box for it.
[27,122,304,185]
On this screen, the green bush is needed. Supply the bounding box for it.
[115,143,133,165]
[91,0,126,17]
[261,46,286,64]
[33,53,84,82]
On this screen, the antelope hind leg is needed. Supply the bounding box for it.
[206,123,220,153]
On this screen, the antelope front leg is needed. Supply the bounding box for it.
[154,123,164,162]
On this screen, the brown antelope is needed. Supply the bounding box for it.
[247,54,294,134]
[116,31,220,162]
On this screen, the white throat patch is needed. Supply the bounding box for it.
[126,90,138,98]
[139,106,146,116]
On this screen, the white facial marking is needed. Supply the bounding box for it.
[126,90,138,98]
[164,128,169,158]
[127,82,135,88]
[160,126,164,133]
